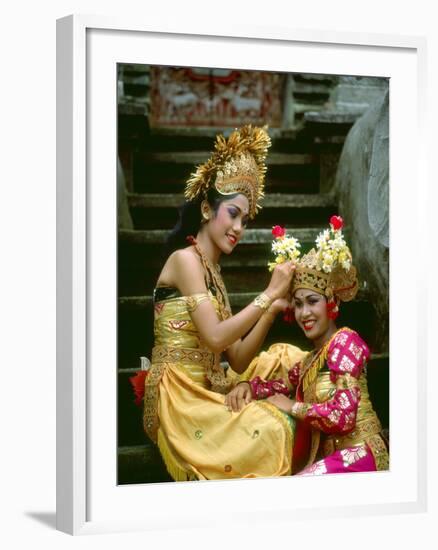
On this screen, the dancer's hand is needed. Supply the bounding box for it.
[265,262,296,301]
[266,394,293,413]
[225,382,252,412]
[268,297,292,316]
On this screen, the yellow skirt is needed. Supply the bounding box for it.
[154,343,306,480]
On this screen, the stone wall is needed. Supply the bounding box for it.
[334,90,389,352]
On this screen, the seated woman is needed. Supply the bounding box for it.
[226,216,389,475]
[135,125,305,481]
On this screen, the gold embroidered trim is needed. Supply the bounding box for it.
[143,363,165,442]
[152,345,216,368]
[185,293,210,313]
[255,400,294,475]
[322,416,383,456]
[301,327,352,398]
[205,365,234,394]
[366,433,389,471]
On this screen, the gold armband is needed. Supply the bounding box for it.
[185,293,210,313]
[253,293,272,311]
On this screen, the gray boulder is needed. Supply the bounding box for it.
[334,90,389,352]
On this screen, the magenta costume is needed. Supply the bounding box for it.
[249,328,389,475]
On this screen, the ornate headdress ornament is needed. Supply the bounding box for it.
[292,216,358,303]
[269,216,358,303]
[184,125,271,219]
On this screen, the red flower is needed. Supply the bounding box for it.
[326,300,339,320]
[330,215,344,231]
[272,225,286,238]
[129,370,148,407]
[282,306,295,324]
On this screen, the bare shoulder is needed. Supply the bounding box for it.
[168,247,201,272]
[158,247,206,294]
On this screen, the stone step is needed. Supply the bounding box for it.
[118,443,172,484]
[148,126,295,139]
[131,150,320,194]
[294,73,338,84]
[118,99,149,116]
[128,192,335,209]
[117,353,389,478]
[139,151,318,166]
[127,193,337,229]
[117,291,379,374]
[120,115,338,149]
[141,126,320,154]
[305,111,362,124]
[293,82,333,96]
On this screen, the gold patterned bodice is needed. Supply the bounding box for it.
[153,287,230,390]
[154,293,208,350]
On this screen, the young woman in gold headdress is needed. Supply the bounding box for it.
[225,216,389,474]
[139,125,305,481]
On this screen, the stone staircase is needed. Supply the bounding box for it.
[117,107,389,485]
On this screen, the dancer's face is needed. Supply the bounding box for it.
[293,288,335,347]
[205,194,249,254]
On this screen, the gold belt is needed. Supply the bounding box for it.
[152,345,216,368]
[322,416,383,456]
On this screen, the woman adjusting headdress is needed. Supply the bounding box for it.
[131,125,305,481]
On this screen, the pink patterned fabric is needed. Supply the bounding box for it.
[288,362,301,387]
[296,330,368,434]
[296,443,377,475]
[249,376,289,400]
[327,330,370,382]
[304,385,360,434]
[248,329,381,475]
[251,330,369,436]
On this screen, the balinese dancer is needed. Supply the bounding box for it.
[131,125,305,480]
[225,216,389,474]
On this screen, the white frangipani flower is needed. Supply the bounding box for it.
[268,231,301,271]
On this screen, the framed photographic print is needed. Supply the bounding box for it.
[57,15,427,535]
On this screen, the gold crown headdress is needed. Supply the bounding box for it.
[291,216,358,303]
[268,216,358,303]
[184,125,271,219]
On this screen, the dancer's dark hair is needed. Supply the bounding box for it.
[163,188,240,259]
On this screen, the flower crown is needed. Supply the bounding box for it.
[269,216,358,302]
[184,125,271,219]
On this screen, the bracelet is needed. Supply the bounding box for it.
[290,400,308,419]
[253,292,272,311]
